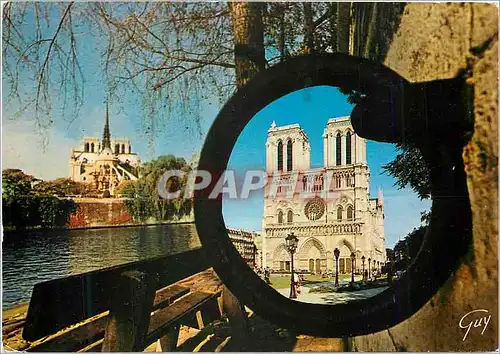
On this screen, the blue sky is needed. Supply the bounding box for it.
[2,5,430,248]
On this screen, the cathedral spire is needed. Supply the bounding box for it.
[102,101,111,150]
[377,187,384,208]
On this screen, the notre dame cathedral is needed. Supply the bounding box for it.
[261,116,386,275]
[68,104,141,196]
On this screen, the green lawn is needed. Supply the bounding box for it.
[269,274,352,289]
[269,275,292,289]
[302,274,352,283]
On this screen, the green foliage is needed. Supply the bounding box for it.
[2,195,77,229]
[392,213,430,271]
[393,225,427,271]
[2,169,37,199]
[337,87,366,105]
[382,142,431,200]
[120,155,193,222]
[124,197,155,222]
[2,169,78,229]
[33,178,92,196]
[115,180,136,197]
[3,196,40,228]
[37,197,77,227]
[420,210,431,225]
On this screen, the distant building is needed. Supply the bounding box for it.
[69,104,140,196]
[227,228,259,268]
[262,117,386,274]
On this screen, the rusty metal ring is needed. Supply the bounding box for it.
[194,54,472,337]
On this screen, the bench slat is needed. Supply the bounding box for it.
[146,291,220,345]
[153,285,190,311]
[77,338,103,352]
[26,313,108,352]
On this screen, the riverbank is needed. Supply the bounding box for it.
[2,302,29,351]
[3,302,29,319]
[2,219,195,235]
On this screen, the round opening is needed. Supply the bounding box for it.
[194,54,472,337]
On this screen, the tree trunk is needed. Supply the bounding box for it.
[303,2,314,54]
[363,3,379,59]
[350,3,359,56]
[354,3,366,56]
[229,2,266,89]
[336,2,351,54]
[329,3,337,52]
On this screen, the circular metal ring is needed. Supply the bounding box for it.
[194,54,472,337]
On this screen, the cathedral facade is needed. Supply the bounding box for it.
[69,105,140,196]
[262,117,386,274]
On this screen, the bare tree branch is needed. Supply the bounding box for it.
[35,3,73,118]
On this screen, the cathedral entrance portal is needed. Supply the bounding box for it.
[299,237,327,274]
[273,244,291,271]
[337,241,355,274]
[307,258,321,273]
[345,258,351,274]
[279,260,291,271]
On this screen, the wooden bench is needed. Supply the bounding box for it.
[15,248,246,352]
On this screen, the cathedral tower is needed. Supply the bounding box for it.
[265,122,311,174]
[261,116,385,273]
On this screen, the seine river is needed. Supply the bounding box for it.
[2,223,200,309]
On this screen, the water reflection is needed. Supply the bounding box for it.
[2,223,200,308]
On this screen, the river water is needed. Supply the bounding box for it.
[2,223,200,309]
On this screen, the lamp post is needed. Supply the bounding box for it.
[350,252,355,285]
[362,255,366,281]
[368,257,371,280]
[285,232,299,299]
[334,248,340,287]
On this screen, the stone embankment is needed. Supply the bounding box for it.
[350,3,498,351]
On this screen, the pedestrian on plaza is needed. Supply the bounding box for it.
[264,267,271,284]
[293,272,302,295]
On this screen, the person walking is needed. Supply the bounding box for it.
[293,272,302,295]
[264,267,271,284]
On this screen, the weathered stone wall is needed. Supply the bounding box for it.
[351,3,498,351]
[67,198,132,228]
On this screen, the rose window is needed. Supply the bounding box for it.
[304,198,326,221]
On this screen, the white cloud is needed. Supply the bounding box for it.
[2,118,78,181]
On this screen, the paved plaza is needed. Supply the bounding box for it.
[275,278,388,304]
